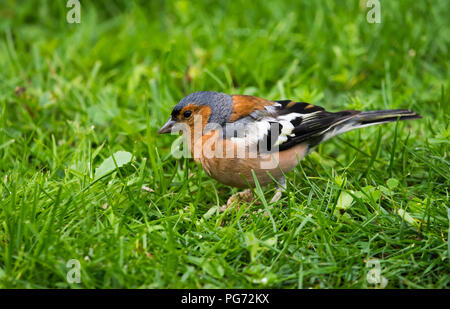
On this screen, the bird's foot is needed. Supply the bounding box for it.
[270,190,283,203]
[219,189,253,212]
[269,177,286,203]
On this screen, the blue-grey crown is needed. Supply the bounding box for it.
[174,91,233,125]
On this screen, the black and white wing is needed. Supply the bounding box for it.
[225,100,359,153]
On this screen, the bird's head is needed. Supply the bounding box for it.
[158,91,233,134]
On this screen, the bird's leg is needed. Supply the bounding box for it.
[270,177,286,203]
[220,177,286,213]
[219,188,253,212]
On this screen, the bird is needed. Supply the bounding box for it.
[158,91,421,209]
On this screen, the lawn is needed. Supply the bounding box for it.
[0,0,449,288]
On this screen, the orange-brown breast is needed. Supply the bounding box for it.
[197,135,308,188]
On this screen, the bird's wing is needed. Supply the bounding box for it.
[225,97,359,152]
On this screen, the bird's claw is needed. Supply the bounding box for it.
[269,190,282,203]
[219,189,253,212]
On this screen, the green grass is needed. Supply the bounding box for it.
[0,0,449,288]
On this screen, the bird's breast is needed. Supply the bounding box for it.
[193,133,308,188]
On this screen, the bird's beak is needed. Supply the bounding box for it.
[158,118,176,134]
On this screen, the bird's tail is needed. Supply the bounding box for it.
[351,109,422,126]
[323,109,422,141]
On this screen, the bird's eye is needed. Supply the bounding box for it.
[183,110,192,118]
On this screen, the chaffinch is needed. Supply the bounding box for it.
[158,91,421,208]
